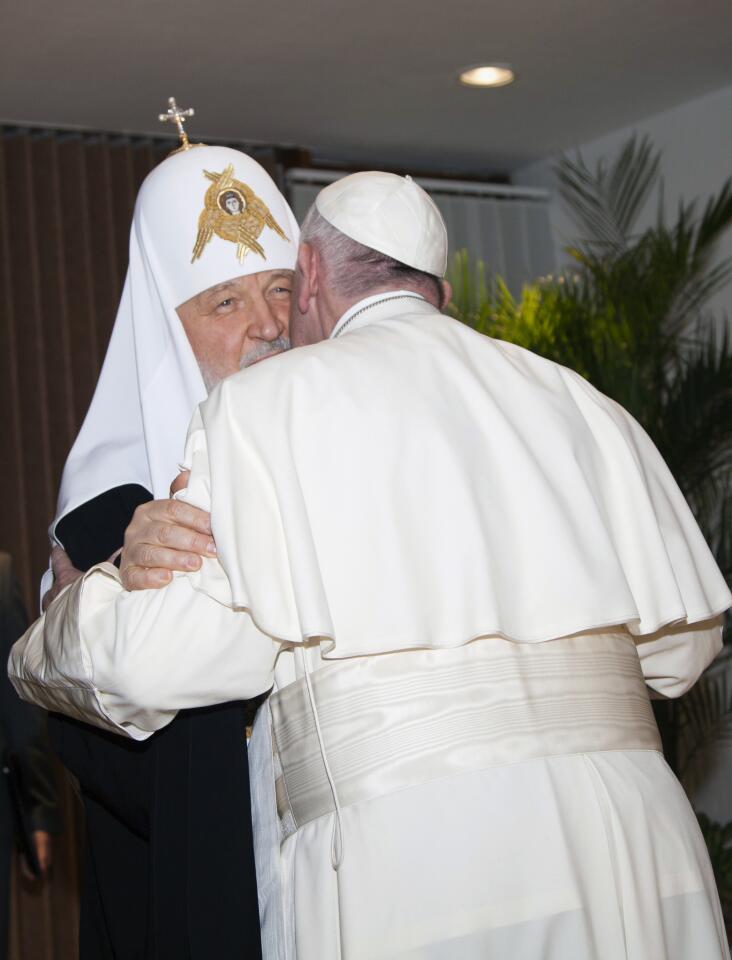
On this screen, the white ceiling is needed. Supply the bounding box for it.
[3,0,732,175]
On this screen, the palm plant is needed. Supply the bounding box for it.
[448,134,732,600]
[697,812,732,931]
[678,646,732,791]
[447,137,732,897]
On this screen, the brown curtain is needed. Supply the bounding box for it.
[0,125,281,959]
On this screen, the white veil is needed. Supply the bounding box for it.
[47,145,299,577]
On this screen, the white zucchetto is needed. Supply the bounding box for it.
[315,172,448,277]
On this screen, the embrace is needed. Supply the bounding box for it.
[9,143,732,960]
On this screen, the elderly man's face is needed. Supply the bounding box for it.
[177,269,292,390]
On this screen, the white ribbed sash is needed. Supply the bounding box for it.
[270,632,661,830]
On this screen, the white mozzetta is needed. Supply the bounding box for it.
[10,298,728,736]
[200,298,730,654]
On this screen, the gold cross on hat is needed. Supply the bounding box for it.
[158,97,197,153]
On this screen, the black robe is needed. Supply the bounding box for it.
[49,485,262,959]
[0,553,61,960]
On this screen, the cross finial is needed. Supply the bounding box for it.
[158,97,195,151]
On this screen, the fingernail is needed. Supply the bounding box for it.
[206,541,217,555]
[186,555,201,569]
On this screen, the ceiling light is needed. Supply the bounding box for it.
[459,64,515,88]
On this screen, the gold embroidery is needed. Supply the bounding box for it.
[191,165,289,264]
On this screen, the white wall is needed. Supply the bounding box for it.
[513,82,732,326]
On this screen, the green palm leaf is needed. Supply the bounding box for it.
[696,813,732,916]
[678,649,732,788]
[557,135,661,251]
[654,326,732,518]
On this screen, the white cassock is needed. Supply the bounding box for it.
[10,294,732,959]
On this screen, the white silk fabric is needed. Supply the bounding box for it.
[270,731,729,959]
[52,145,299,537]
[250,638,730,960]
[198,297,731,654]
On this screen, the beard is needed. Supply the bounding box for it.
[239,336,291,370]
[198,337,291,393]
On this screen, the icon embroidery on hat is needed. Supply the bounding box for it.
[191,164,290,264]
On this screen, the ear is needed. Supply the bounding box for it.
[439,279,453,310]
[296,242,319,314]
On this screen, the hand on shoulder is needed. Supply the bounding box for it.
[120,472,216,591]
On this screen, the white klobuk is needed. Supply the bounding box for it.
[13,292,732,958]
[43,145,298,596]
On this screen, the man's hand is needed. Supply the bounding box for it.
[120,484,215,591]
[21,830,52,881]
[41,546,83,611]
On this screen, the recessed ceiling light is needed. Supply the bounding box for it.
[459,64,515,88]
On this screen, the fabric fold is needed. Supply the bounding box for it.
[190,299,730,657]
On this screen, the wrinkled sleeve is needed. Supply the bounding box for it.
[635,615,724,698]
[8,410,281,740]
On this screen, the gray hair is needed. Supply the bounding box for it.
[299,205,442,303]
